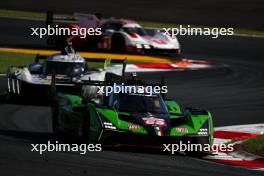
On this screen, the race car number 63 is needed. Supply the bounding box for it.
[142,118,166,126]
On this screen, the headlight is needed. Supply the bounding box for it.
[198,128,208,135]
[198,121,209,136]
[143,44,151,49]
[103,122,116,130]
[136,44,142,48]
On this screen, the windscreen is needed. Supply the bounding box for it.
[122,27,148,36]
[44,61,86,76]
[115,94,168,114]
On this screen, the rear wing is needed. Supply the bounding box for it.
[46,11,101,28]
[46,11,75,26]
[73,13,100,28]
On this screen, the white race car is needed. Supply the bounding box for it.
[6,50,121,100]
[47,12,181,55]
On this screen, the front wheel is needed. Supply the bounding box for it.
[51,100,60,135]
[78,109,91,143]
[111,34,126,53]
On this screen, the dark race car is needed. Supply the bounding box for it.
[51,75,214,152]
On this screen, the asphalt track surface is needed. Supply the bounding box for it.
[0,17,264,176]
[1,0,264,30]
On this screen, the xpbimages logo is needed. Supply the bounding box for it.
[30,25,102,38]
[97,83,168,96]
[162,25,234,39]
[163,142,234,154]
[30,141,102,154]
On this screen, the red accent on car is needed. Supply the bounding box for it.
[142,117,167,127]
[143,36,167,45]
[129,33,138,38]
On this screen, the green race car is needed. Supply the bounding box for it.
[51,78,214,150]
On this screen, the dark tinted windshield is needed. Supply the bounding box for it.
[122,27,147,36]
[115,94,168,114]
[101,22,122,32]
[44,61,86,76]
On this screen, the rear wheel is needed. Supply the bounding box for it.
[111,34,126,53]
[51,100,61,136]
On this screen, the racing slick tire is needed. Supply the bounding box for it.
[111,34,126,53]
[78,108,91,144]
[51,99,62,136]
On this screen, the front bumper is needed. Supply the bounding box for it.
[98,129,210,147]
[126,44,181,55]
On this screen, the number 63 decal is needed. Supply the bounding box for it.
[142,117,166,126]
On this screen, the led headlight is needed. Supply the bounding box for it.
[103,122,116,130]
[143,44,151,49]
[198,121,209,135]
[136,44,142,48]
[198,128,208,135]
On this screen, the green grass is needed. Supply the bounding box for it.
[0,9,46,19]
[0,9,263,36]
[241,135,264,157]
[0,51,141,74]
[0,52,35,73]
[0,52,105,73]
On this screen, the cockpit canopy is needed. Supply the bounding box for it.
[29,53,87,76]
[43,61,86,76]
[108,93,168,114]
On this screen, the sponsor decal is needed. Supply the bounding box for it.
[128,124,140,130]
[175,127,189,133]
[142,117,166,126]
